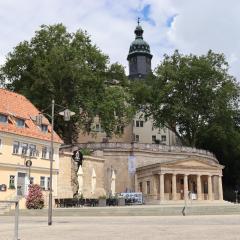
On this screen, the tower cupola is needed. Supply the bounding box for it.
[127,18,153,79]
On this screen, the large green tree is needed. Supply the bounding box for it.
[0,24,134,143]
[138,50,239,147]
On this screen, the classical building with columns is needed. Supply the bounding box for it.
[136,157,224,203]
[61,143,224,203]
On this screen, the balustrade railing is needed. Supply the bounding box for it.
[72,142,216,161]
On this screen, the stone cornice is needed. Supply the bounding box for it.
[64,142,218,163]
[0,131,61,147]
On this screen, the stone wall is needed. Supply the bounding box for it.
[60,143,219,198]
[58,151,105,199]
[58,152,74,198]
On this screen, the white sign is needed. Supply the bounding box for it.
[128,156,136,173]
[119,192,143,204]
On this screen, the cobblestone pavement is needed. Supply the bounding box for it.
[1,215,240,240]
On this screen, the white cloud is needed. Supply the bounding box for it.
[0,0,239,79]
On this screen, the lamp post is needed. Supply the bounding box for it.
[37,99,75,226]
[235,190,238,204]
[48,99,55,226]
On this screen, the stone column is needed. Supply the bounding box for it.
[218,175,223,201]
[197,174,202,200]
[152,175,157,199]
[184,174,188,201]
[208,175,213,200]
[172,174,177,200]
[144,181,148,195]
[159,173,165,202]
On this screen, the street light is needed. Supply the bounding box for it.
[37,99,75,226]
[234,190,238,204]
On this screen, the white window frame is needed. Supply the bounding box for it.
[40,176,45,189]
[13,141,20,154]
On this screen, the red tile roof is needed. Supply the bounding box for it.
[0,88,63,143]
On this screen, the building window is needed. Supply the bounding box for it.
[21,143,28,155]
[96,124,100,132]
[42,146,48,159]
[0,114,7,123]
[147,181,151,194]
[139,182,143,192]
[13,141,20,154]
[152,135,156,143]
[9,175,15,189]
[41,124,48,133]
[117,126,124,134]
[16,118,25,128]
[40,176,45,189]
[161,135,166,142]
[135,135,139,142]
[136,120,144,127]
[29,144,37,157]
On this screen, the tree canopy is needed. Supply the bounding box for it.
[0,24,135,143]
[135,50,239,147]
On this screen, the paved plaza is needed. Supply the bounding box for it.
[1,215,240,240]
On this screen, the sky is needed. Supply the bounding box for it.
[0,0,239,80]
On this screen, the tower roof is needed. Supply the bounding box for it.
[127,20,152,60]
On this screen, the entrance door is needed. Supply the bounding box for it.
[17,172,26,196]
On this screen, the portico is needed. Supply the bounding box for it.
[136,158,224,203]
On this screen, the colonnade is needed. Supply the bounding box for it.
[158,173,223,201]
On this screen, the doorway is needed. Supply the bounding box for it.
[17,172,26,196]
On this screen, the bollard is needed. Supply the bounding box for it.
[14,200,20,240]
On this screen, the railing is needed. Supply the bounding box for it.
[0,200,19,240]
[71,142,217,161]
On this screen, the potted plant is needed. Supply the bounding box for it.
[9,184,15,190]
[98,195,107,207]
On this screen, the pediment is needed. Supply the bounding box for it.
[162,159,221,169]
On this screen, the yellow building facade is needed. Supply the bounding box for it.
[0,89,62,208]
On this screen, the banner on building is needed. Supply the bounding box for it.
[128,155,136,173]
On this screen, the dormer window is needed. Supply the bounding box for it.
[41,124,48,133]
[0,114,7,123]
[16,118,25,128]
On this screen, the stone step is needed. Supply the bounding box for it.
[4,204,240,217]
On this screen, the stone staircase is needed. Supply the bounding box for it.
[0,195,24,215]
[4,203,240,217]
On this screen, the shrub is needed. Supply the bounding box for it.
[99,195,107,199]
[26,184,44,209]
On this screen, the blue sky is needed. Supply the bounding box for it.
[0,0,239,80]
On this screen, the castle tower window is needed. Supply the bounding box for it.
[161,135,166,142]
[136,120,144,127]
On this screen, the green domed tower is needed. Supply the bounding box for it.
[127,20,153,79]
